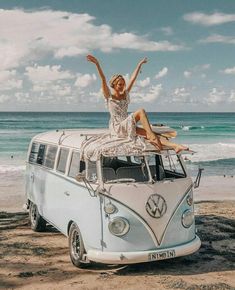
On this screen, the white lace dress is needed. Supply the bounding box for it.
[80,91,153,161]
[107,92,136,139]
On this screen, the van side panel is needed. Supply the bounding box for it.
[26,164,102,252]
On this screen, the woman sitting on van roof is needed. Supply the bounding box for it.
[87,55,188,153]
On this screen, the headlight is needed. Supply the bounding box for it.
[108,217,130,236]
[104,202,117,214]
[182,210,194,228]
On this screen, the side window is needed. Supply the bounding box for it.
[29,142,40,163]
[37,144,46,165]
[87,161,97,182]
[68,151,86,179]
[57,148,69,174]
[43,145,57,169]
[161,154,185,176]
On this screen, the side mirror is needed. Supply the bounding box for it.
[194,167,204,188]
[75,171,86,182]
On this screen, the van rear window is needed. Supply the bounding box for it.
[29,142,40,163]
[37,144,46,165]
[57,148,69,174]
[43,145,57,169]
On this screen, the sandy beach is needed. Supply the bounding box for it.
[0,175,235,289]
[0,201,234,290]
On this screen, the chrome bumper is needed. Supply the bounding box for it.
[87,235,201,264]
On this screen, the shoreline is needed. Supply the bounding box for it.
[0,174,235,212]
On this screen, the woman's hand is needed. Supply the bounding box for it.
[127,57,148,93]
[86,55,109,98]
[138,57,148,67]
[86,54,99,65]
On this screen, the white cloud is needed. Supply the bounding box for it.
[0,70,16,82]
[89,90,103,99]
[0,94,10,103]
[184,71,192,78]
[111,33,184,52]
[200,64,210,70]
[183,12,235,26]
[160,26,173,36]
[0,70,23,90]
[74,73,97,88]
[206,88,226,104]
[183,64,210,78]
[15,92,31,103]
[200,34,235,44]
[31,82,72,98]
[88,90,104,103]
[146,84,163,102]
[228,90,235,103]
[221,66,235,74]
[138,77,150,88]
[172,87,191,103]
[131,84,163,103]
[25,65,74,83]
[155,67,168,79]
[0,9,186,70]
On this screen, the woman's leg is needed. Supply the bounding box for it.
[159,137,189,153]
[134,109,162,149]
[133,109,188,153]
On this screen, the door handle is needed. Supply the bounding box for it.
[64,191,70,196]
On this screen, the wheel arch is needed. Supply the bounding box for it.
[67,220,75,236]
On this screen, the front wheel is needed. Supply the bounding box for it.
[29,202,46,232]
[68,222,88,268]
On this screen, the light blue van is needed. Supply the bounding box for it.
[26,129,202,268]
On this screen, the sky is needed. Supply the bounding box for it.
[0,0,234,112]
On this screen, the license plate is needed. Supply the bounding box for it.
[148,249,176,261]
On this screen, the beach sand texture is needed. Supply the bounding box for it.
[0,201,234,290]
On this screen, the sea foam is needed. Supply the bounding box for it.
[189,142,235,163]
[0,165,25,175]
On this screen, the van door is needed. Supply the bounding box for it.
[42,147,69,227]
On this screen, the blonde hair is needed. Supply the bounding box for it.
[109,74,125,88]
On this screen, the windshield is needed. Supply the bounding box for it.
[102,152,186,183]
[102,155,149,183]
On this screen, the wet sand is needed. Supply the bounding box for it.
[0,201,234,290]
[0,175,235,212]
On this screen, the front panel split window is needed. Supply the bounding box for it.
[68,151,86,179]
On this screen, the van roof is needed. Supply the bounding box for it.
[32,129,108,149]
[31,129,194,157]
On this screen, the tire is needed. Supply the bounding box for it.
[29,202,46,232]
[68,222,88,268]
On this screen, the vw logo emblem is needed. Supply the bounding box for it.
[146,194,167,218]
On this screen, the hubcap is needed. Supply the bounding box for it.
[31,204,37,226]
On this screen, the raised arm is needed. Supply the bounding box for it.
[127,57,147,93]
[86,55,110,98]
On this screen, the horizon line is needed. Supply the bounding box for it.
[0,111,234,113]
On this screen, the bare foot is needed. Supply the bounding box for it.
[175,145,189,154]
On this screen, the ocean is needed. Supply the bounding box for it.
[0,112,235,178]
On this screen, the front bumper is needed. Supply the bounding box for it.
[87,235,201,264]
